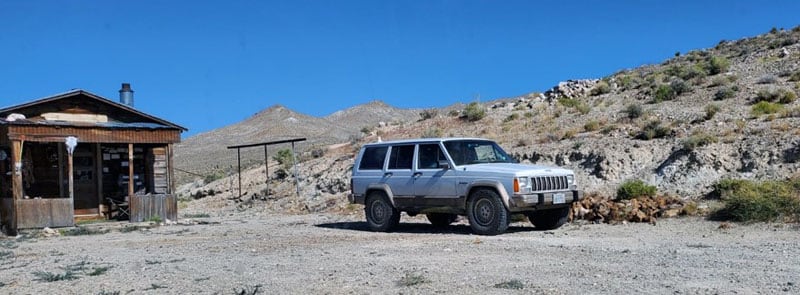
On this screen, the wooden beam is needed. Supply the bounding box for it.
[128,143,134,199]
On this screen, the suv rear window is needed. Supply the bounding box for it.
[359,146,388,170]
[388,145,414,170]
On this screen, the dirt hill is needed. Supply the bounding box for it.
[176,26,800,215]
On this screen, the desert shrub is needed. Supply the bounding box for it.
[752,101,784,116]
[601,124,617,134]
[557,97,580,108]
[617,179,657,200]
[653,84,676,103]
[397,271,429,287]
[709,76,730,87]
[494,279,525,290]
[704,103,721,120]
[575,102,591,114]
[590,81,611,96]
[789,71,800,82]
[754,88,797,103]
[584,120,601,132]
[781,106,800,118]
[682,132,718,150]
[503,113,519,123]
[705,56,730,75]
[713,178,800,222]
[757,74,778,84]
[33,270,78,282]
[273,149,295,170]
[419,109,438,120]
[671,78,691,95]
[635,120,672,140]
[421,127,442,138]
[360,126,372,134]
[623,103,644,119]
[462,102,486,122]
[714,86,737,100]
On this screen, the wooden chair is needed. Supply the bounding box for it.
[106,197,130,220]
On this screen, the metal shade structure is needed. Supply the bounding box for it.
[227,138,307,199]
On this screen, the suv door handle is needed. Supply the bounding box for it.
[384,172,393,177]
[413,172,422,177]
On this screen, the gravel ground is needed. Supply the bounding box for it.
[1,213,798,295]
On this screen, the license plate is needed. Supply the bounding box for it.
[553,193,566,204]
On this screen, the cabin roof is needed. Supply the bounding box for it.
[0,89,187,131]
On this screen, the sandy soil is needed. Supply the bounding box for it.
[1,213,798,295]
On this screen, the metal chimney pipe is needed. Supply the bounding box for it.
[119,83,134,107]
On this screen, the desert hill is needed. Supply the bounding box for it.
[175,26,800,215]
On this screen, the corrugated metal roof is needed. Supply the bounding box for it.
[0,118,175,129]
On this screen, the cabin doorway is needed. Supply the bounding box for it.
[71,144,98,213]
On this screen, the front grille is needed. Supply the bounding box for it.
[531,175,569,191]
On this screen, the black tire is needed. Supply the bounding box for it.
[527,206,570,230]
[364,191,400,232]
[466,189,510,235]
[426,213,458,227]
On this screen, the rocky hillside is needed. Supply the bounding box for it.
[177,26,800,214]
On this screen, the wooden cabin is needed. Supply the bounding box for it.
[0,86,186,234]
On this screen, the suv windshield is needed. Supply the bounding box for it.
[443,140,515,165]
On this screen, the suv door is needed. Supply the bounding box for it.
[384,144,416,206]
[414,143,458,207]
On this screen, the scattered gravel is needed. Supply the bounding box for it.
[1,213,798,294]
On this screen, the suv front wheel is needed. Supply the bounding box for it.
[527,206,569,230]
[467,188,510,235]
[365,191,400,232]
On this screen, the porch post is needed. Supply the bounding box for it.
[9,140,22,233]
[128,143,134,198]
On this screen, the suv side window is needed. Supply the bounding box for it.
[388,145,414,170]
[359,146,388,170]
[417,143,447,169]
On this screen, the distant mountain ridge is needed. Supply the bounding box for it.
[173,100,421,182]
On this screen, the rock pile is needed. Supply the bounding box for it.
[570,193,687,224]
[543,79,600,101]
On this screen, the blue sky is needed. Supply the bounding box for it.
[1,1,798,137]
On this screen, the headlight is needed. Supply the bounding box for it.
[514,177,532,194]
[566,175,575,185]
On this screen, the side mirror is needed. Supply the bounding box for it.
[438,160,451,170]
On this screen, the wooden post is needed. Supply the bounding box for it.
[167,144,174,194]
[9,140,22,234]
[128,143,134,199]
[237,148,242,199]
[67,148,74,207]
[95,143,102,215]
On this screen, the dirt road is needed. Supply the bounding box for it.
[1,213,798,294]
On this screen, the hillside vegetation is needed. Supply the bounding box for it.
[175,26,800,220]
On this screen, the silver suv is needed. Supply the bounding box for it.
[349,137,582,235]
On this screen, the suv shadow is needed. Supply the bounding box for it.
[314,221,539,235]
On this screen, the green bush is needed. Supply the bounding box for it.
[421,127,443,138]
[617,179,657,200]
[583,120,601,132]
[462,102,486,122]
[635,120,672,140]
[557,97,580,108]
[419,109,438,120]
[789,71,800,82]
[670,79,691,95]
[273,149,295,170]
[714,87,737,100]
[713,178,800,222]
[682,133,718,150]
[503,113,519,123]
[623,103,644,119]
[705,56,730,75]
[751,101,784,116]
[653,84,676,103]
[590,81,611,96]
[704,103,721,120]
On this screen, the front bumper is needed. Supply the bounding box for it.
[511,190,582,208]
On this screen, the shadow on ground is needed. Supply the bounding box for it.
[315,221,538,235]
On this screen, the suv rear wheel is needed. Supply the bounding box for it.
[527,206,569,230]
[466,189,510,235]
[365,191,400,232]
[426,213,457,227]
